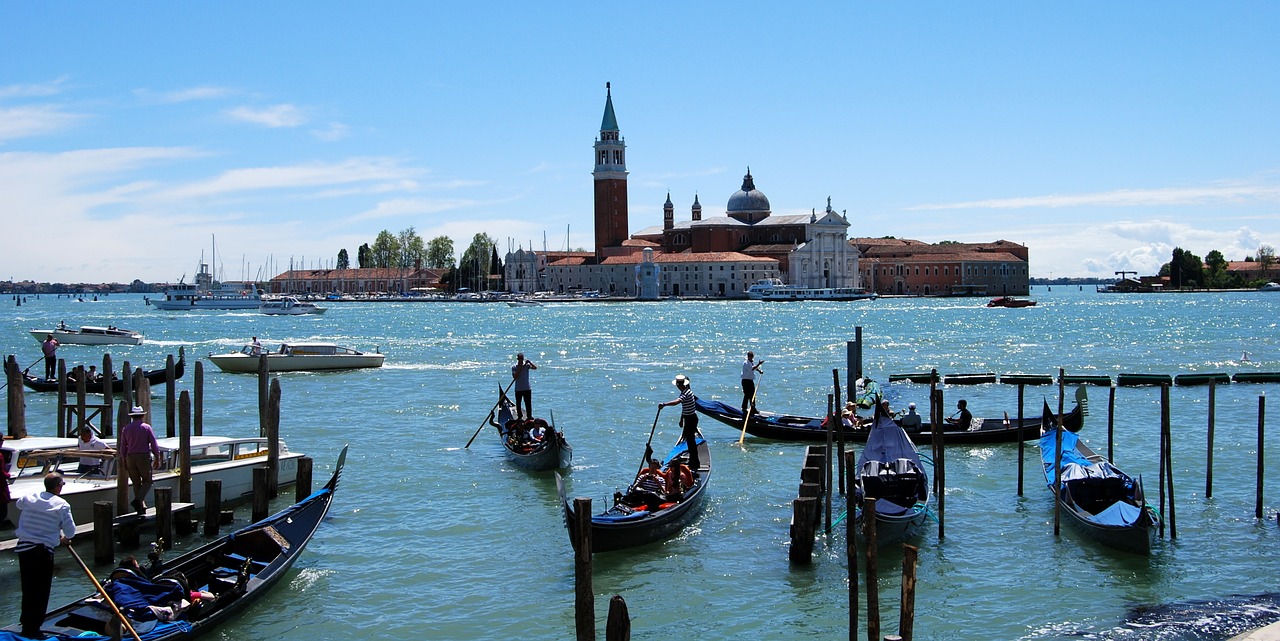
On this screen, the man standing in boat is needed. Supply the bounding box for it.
[740,351,764,414]
[511,353,537,421]
[41,333,59,381]
[660,374,701,473]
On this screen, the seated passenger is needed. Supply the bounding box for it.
[899,403,923,431]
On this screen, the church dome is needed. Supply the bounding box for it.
[726,169,770,223]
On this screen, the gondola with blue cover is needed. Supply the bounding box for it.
[853,407,931,544]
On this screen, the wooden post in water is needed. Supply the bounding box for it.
[846,450,859,641]
[1162,384,1176,540]
[164,354,175,438]
[252,466,269,522]
[203,480,222,536]
[1053,369,1064,537]
[1016,383,1026,496]
[295,457,314,502]
[179,391,192,504]
[57,360,67,437]
[825,394,834,533]
[267,378,281,498]
[863,496,880,641]
[899,544,918,641]
[1257,395,1266,520]
[572,497,595,641]
[1107,384,1116,464]
[75,366,87,436]
[93,501,114,564]
[790,496,817,564]
[121,362,133,410]
[138,378,151,419]
[605,595,630,641]
[155,487,174,550]
[1158,385,1167,538]
[834,369,846,496]
[1206,378,1216,499]
[193,361,204,437]
[258,355,269,437]
[115,400,129,516]
[935,391,945,541]
[101,354,113,437]
[6,356,27,438]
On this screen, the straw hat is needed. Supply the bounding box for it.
[128,406,146,416]
[673,374,690,386]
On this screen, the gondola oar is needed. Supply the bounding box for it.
[737,369,764,445]
[66,545,144,641]
[634,405,663,478]
[465,377,518,448]
[0,357,43,391]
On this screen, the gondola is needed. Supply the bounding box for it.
[21,348,186,394]
[556,433,709,553]
[1,445,345,640]
[853,410,931,544]
[487,388,572,472]
[1038,404,1158,554]
[695,394,1083,445]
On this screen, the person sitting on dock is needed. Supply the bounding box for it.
[899,403,923,431]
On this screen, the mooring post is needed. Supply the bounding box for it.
[179,391,192,504]
[863,496,880,641]
[252,466,269,522]
[605,595,630,641]
[257,355,269,437]
[825,394,834,533]
[93,501,114,564]
[1016,383,1026,496]
[834,369,845,496]
[75,366,88,436]
[267,378,281,498]
[102,354,113,437]
[203,479,222,536]
[1206,378,1216,499]
[6,355,27,438]
[1053,369,1064,537]
[115,400,129,516]
[1162,384,1176,540]
[1107,384,1116,464]
[56,360,67,437]
[899,544,918,641]
[846,449,859,641]
[295,457,314,503]
[155,487,174,550]
[790,496,817,564]
[572,497,595,641]
[193,361,204,437]
[165,354,175,438]
[936,402,945,541]
[121,362,133,409]
[1257,395,1266,520]
[1158,384,1168,537]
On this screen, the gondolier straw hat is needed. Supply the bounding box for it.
[673,374,690,386]
[128,406,146,416]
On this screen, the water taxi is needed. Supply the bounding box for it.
[207,342,384,373]
[28,323,143,345]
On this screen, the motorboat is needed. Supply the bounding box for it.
[745,278,877,301]
[987,296,1037,308]
[207,342,384,373]
[1260,282,1280,292]
[2,435,303,523]
[259,296,327,315]
[29,323,143,345]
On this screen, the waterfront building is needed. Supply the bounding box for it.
[268,267,448,296]
[854,238,1030,296]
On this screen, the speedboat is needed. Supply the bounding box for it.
[1260,282,1280,292]
[987,296,1037,308]
[2,435,303,523]
[259,296,327,315]
[207,342,384,373]
[29,323,143,345]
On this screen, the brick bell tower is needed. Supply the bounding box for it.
[593,82,629,261]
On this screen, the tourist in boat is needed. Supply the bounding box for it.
[76,426,110,475]
[250,336,263,357]
[740,351,764,414]
[120,406,162,514]
[659,374,701,472]
[900,402,923,431]
[511,352,538,421]
[84,365,101,383]
[40,334,59,381]
[14,473,76,639]
[947,399,974,429]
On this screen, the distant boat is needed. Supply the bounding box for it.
[259,296,327,315]
[1260,282,1280,292]
[207,342,384,373]
[745,278,877,301]
[987,296,1037,308]
[29,323,143,345]
[148,256,262,310]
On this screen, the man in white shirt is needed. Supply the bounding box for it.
[15,473,77,638]
[740,351,764,414]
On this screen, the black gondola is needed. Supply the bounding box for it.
[1,445,345,640]
[695,395,1084,445]
[487,388,572,472]
[22,349,186,394]
[556,434,709,553]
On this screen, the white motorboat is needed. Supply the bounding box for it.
[28,323,143,345]
[745,278,878,301]
[2,435,302,523]
[207,342,384,373]
[1260,282,1280,292]
[260,296,328,315]
[147,259,262,310]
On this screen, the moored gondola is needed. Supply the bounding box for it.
[487,388,571,472]
[22,348,186,394]
[695,395,1083,445]
[853,406,931,544]
[1,445,346,640]
[556,434,709,553]
[1038,403,1158,554]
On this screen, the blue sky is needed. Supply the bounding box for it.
[2,2,1277,283]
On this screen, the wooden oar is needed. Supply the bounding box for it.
[635,405,663,478]
[66,545,144,641]
[465,377,518,448]
[737,369,764,445]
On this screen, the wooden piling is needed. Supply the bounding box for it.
[165,354,176,438]
[825,394,834,533]
[789,497,818,564]
[155,487,174,550]
[899,544,918,641]
[203,480,222,536]
[93,501,115,564]
[295,457,314,503]
[1158,384,1167,537]
[193,361,204,437]
[75,366,88,436]
[846,449,859,641]
[1107,384,1116,463]
[1053,369,1064,537]
[834,369,846,496]
[573,497,595,641]
[138,378,151,419]
[6,355,27,438]
[101,354,113,437]
[863,496,880,641]
[935,393,945,541]
[1206,378,1216,499]
[57,360,67,437]
[252,466,269,522]
[115,400,129,516]
[121,362,133,410]
[267,378,281,498]
[258,355,269,437]
[1016,383,1025,497]
[605,595,630,641]
[1162,384,1176,539]
[179,391,192,504]
[1257,395,1266,520]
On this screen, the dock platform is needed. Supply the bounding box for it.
[0,502,194,552]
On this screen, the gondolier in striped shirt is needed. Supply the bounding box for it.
[660,374,701,472]
[15,473,76,639]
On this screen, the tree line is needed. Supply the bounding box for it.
[333,227,504,291]
[1160,244,1276,289]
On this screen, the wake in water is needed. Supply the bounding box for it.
[1029,593,1280,640]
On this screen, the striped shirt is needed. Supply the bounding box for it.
[678,388,696,416]
[15,491,76,550]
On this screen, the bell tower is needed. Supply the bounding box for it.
[593,82,629,261]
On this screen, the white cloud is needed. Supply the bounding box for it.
[0,105,87,142]
[226,104,308,128]
[351,197,479,222]
[907,181,1280,211]
[137,86,235,103]
[155,157,421,201]
[0,77,69,99]
[310,122,350,142]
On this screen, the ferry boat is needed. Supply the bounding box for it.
[147,260,263,310]
[745,278,878,301]
[28,323,143,345]
[259,296,327,315]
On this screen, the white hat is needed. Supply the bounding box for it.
[673,374,690,386]
[128,406,146,416]
[908,402,916,409]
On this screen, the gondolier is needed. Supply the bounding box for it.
[14,473,76,639]
[660,374,701,472]
[511,353,538,421]
[740,351,763,414]
[41,334,58,381]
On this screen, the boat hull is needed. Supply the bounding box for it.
[22,357,184,394]
[207,353,384,372]
[492,391,572,471]
[29,327,143,346]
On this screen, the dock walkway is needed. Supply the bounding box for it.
[0,503,194,552]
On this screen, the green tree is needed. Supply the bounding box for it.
[1258,244,1276,278]
[426,236,455,269]
[1203,250,1227,288]
[397,227,427,268]
[357,243,372,268]
[371,230,400,268]
[1165,247,1205,289]
[337,248,349,270]
[456,233,497,292]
